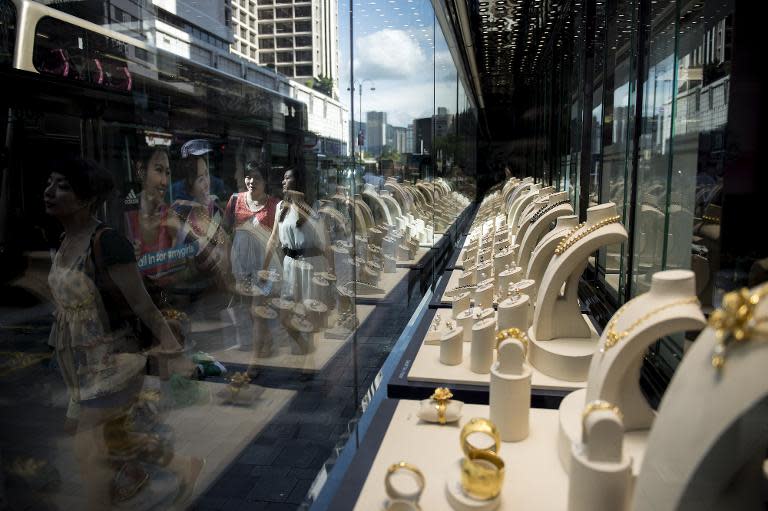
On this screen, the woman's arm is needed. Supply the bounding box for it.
[107,263,181,352]
[262,202,282,270]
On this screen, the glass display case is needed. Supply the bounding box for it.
[0,0,476,507]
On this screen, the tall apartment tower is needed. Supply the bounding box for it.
[230,0,339,89]
[366,111,387,157]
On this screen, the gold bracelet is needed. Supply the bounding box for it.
[460,418,500,458]
[709,283,768,370]
[385,461,425,502]
[581,400,623,431]
[460,450,505,500]
[430,387,453,425]
[603,297,701,351]
[495,327,529,356]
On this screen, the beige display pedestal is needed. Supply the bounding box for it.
[507,188,539,236]
[513,197,547,250]
[351,401,568,511]
[526,216,578,289]
[517,194,573,273]
[529,203,628,382]
[557,270,706,476]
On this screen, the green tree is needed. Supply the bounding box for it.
[311,75,335,98]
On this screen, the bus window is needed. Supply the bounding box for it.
[33,17,133,90]
[0,0,15,67]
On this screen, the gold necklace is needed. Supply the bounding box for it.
[603,297,701,351]
[554,215,621,255]
[709,283,768,370]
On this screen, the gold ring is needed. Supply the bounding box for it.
[385,462,425,501]
[430,387,453,425]
[460,418,500,457]
[460,450,505,500]
[495,327,529,356]
[581,400,623,431]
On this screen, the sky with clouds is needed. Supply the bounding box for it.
[337,0,459,128]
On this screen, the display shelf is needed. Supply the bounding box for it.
[387,308,572,408]
[328,399,568,510]
[210,305,375,372]
[408,339,586,393]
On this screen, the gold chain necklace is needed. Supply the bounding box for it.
[709,283,768,370]
[602,297,701,351]
[554,215,621,255]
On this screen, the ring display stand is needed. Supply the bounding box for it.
[557,270,706,475]
[567,410,632,511]
[528,203,628,382]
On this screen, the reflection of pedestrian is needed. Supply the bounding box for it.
[124,145,185,283]
[44,158,190,508]
[263,168,326,354]
[225,162,279,281]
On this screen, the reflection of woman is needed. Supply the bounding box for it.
[44,158,189,508]
[124,146,185,283]
[264,168,326,301]
[225,162,279,280]
[172,151,229,279]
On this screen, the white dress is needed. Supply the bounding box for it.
[277,201,325,302]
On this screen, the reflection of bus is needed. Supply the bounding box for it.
[0,0,307,296]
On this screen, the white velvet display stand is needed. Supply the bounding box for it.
[517,192,573,272]
[490,340,531,442]
[497,294,530,331]
[507,186,540,236]
[457,307,493,342]
[518,186,554,226]
[513,197,547,248]
[440,326,464,365]
[505,177,534,210]
[470,317,497,374]
[526,215,578,287]
[567,410,632,511]
[497,266,522,296]
[632,283,768,511]
[450,291,472,318]
[528,203,628,382]
[557,270,706,475]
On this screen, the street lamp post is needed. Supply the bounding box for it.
[348,79,375,159]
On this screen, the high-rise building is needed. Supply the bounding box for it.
[386,126,408,154]
[406,124,415,154]
[366,112,387,157]
[230,0,339,88]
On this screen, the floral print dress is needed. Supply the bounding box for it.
[48,229,147,419]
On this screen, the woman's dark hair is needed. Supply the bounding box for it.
[245,161,268,193]
[57,157,114,209]
[284,167,304,193]
[134,145,169,177]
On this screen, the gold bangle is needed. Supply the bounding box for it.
[385,462,425,502]
[460,450,505,500]
[495,327,529,356]
[581,400,623,431]
[460,418,501,458]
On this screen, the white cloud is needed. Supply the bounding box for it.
[353,29,428,80]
